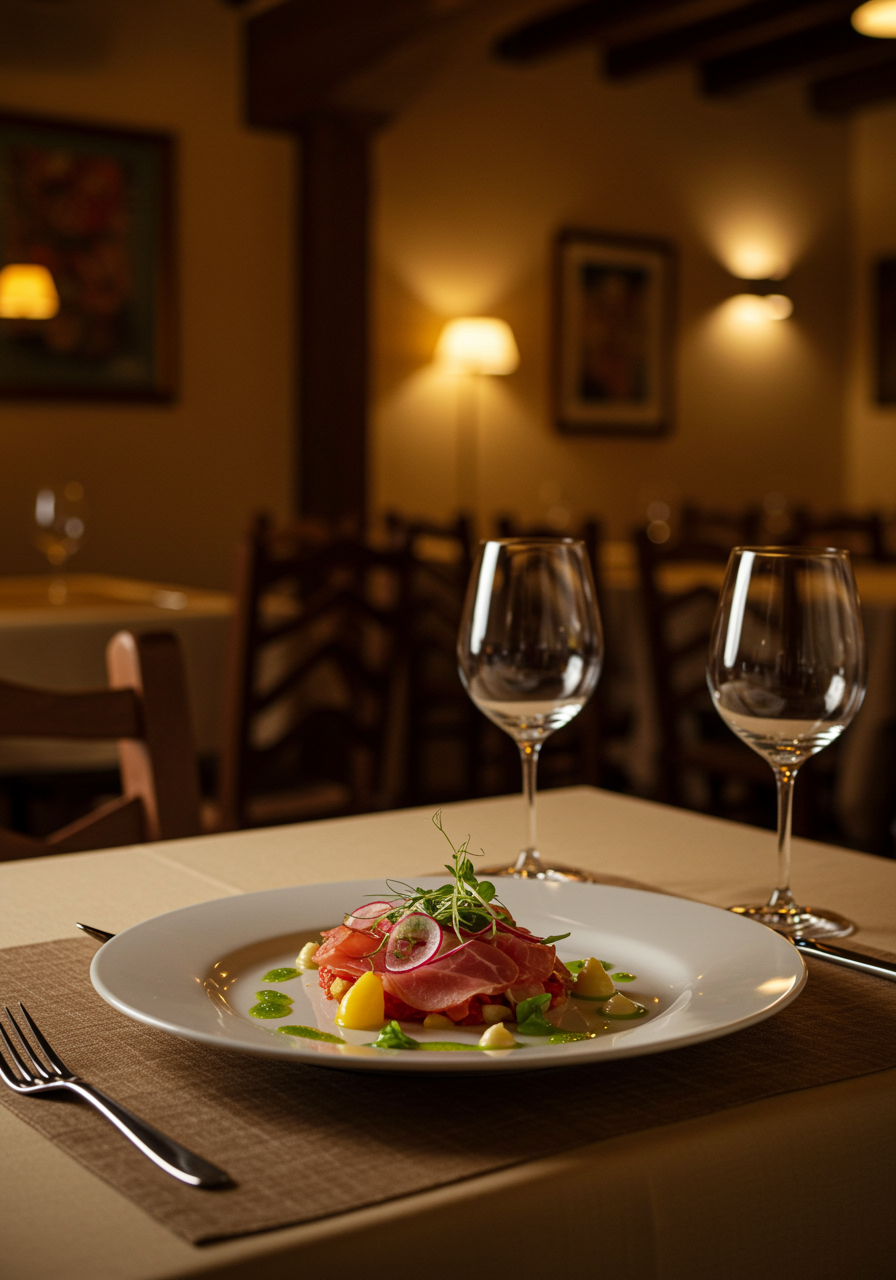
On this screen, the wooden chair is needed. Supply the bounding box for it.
[790,509,889,560]
[218,516,411,830]
[679,502,763,550]
[0,631,203,861]
[634,529,775,824]
[383,513,478,806]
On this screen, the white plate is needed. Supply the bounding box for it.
[90,879,807,1074]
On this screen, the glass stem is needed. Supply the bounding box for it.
[767,765,798,912]
[513,741,543,874]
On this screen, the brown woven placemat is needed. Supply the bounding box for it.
[1,929,894,1246]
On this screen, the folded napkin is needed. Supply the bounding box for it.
[0,918,894,1245]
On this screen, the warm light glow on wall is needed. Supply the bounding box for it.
[852,1,896,37]
[725,243,788,280]
[722,294,792,328]
[0,264,59,319]
[435,317,519,374]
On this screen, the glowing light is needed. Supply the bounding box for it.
[0,264,59,319]
[852,1,896,37]
[725,243,788,281]
[725,294,793,326]
[435,317,519,374]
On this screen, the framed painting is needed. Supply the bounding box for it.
[552,228,675,436]
[0,112,175,400]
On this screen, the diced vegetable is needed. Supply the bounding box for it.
[602,993,647,1020]
[422,1013,455,1030]
[481,1004,512,1023]
[335,971,386,1030]
[574,957,616,1000]
[296,942,319,971]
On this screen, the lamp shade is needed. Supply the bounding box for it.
[435,317,519,374]
[0,264,60,319]
[852,1,896,36]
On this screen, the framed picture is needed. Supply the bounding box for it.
[874,257,896,404]
[0,112,175,400]
[552,228,675,436]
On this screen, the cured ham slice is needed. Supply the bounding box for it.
[382,940,519,1012]
[315,925,387,977]
[316,917,571,1022]
[494,930,554,985]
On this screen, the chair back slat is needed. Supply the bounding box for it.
[0,630,202,861]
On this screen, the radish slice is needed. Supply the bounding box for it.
[344,901,396,932]
[384,912,443,972]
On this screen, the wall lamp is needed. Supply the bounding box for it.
[852,1,896,36]
[729,276,794,323]
[0,263,59,319]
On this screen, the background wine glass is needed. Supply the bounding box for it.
[707,547,866,938]
[34,481,87,603]
[457,537,603,880]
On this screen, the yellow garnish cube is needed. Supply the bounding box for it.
[574,957,616,1000]
[296,942,319,971]
[335,971,386,1030]
[329,977,351,1001]
[423,1013,455,1030]
[603,993,639,1017]
[478,1021,517,1049]
[482,1004,512,1023]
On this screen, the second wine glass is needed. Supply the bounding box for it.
[707,547,866,938]
[457,537,603,880]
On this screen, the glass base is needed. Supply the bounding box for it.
[729,903,855,939]
[479,853,601,883]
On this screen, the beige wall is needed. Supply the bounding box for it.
[0,0,294,589]
[846,104,896,514]
[372,11,852,538]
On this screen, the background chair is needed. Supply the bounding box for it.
[790,509,889,560]
[634,528,776,826]
[0,630,202,861]
[383,513,479,806]
[218,516,411,830]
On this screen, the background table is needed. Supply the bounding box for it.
[1,787,893,1280]
[0,575,232,765]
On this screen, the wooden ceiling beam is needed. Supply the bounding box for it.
[603,0,856,81]
[811,53,896,113]
[492,0,697,62]
[245,0,448,127]
[700,16,875,94]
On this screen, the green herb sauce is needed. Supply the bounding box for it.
[612,972,636,982]
[262,967,301,983]
[249,989,294,1019]
[275,1025,345,1044]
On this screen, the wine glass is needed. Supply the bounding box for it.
[457,537,603,880]
[34,481,86,604]
[707,547,866,938]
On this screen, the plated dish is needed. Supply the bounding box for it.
[91,872,807,1074]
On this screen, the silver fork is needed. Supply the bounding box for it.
[0,1003,231,1188]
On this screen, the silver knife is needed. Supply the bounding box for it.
[792,936,896,982]
[76,923,116,944]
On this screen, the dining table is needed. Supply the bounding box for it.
[1,785,893,1280]
[0,574,233,769]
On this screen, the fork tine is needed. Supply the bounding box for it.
[17,1004,72,1077]
[0,1035,23,1087]
[0,1016,34,1083]
[4,1007,51,1080]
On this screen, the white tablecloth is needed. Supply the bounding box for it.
[1,787,893,1280]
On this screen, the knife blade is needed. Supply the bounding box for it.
[791,936,896,982]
